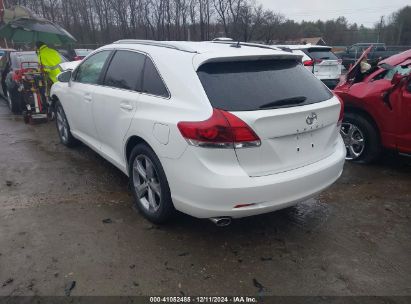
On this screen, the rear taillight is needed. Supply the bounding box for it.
[177,109,261,149]
[303,60,314,66]
[74,56,82,61]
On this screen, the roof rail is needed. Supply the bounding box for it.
[113,39,197,53]
[211,40,279,51]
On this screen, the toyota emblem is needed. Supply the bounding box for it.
[306,112,318,125]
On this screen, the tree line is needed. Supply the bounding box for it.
[3,0,411,46]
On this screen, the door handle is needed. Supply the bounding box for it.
[120,102,133,111]
[84,94,92,102]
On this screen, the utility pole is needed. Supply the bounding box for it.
[0,0,7,48]
[397,21,403,45]
[0,0,4,24]
[377,15,384,43]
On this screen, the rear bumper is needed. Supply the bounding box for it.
[321,79,340,89]
[162,137,346,219]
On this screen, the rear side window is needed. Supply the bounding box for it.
[305,48,338,60]
[197,59,332,111]
[142,58,169,98]
[104,50,145,91]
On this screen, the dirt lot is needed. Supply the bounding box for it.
[0,99,410,297]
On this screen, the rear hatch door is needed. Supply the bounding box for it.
[305,47,341,80]
[197,59,341,177]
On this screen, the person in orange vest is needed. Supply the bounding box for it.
[36,41,62,83]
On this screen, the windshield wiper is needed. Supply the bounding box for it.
[259,96,307,109]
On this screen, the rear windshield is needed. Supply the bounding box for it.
[305,48,338,60]
[11,52,39,69]
[197,59,332,111]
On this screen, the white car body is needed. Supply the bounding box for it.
[51,40,345,220]
[275,44,342,89]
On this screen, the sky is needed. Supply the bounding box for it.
[258,0,410,26]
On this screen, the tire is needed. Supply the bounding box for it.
[129,143,175,223]
[55,100,78,147]
[340,112,381,163]
[7,88,22,114]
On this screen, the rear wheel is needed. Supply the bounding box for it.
[7,88,22,114]
[55,100,78,147]
[129,144,175,223]
[340,112,381,163]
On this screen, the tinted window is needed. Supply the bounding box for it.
[306,48,338,60]
[142,58,169,97]
[104,51,145,91]
[197,59,332,111]
[75,51,110,84]
[11,52,39,69]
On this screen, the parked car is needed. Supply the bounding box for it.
[0,50,68,113]
[334,48,411,163]
[275,44,342,89]
[50,40,345,224]
[71,49,93,61]
[0,51,39,113]
[335,43,401,69]
[0,48,14,60]
[59,48,93,61]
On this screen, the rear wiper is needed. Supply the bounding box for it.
[259,96,307,109]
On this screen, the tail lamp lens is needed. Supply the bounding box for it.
[303,60,314,66]
[177,109,261,149]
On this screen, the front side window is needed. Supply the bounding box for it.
[75,50,111,85]
[103,50,145,91]
[142,57,169,98]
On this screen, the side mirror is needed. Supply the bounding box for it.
[391,72,405,86]
[57,70,72,83]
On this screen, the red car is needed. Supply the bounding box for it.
[334,48,411,163]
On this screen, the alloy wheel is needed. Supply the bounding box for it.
[6,90,12,110]
[132,155,162,213]
[56,106,69,142]
[340,122,365,160]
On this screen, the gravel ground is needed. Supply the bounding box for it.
[0,99,410,297]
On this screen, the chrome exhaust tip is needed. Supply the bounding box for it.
[209,217,232,227]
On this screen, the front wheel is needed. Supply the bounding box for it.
[55,100,78,147]
[340,112,381,163]
[129,144,175,223]
[7,88,22,114]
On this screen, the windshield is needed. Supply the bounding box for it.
[11,52,39,69]
[305,48,338,60]
[197,59,333,111]
[384,64,411,80]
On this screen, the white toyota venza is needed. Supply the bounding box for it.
[51,40,346,225]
